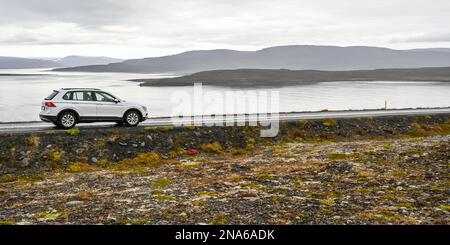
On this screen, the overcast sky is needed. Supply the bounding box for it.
[0,0,449,59]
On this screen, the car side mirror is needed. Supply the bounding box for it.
[114,98,120,103]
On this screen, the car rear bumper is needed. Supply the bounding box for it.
[40,114,57,123]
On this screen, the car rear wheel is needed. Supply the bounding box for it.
[57,111,77,129]
[124,110,140,127]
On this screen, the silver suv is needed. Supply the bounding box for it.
[40,88,148,129]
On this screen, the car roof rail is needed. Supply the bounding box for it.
[61,88,101,90]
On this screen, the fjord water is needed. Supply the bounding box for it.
[0,69,449,122]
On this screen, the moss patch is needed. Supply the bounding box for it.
[65,128,80,136]
[67,163,99,173]
[154,195,175,202]
[200,142,224,154]
[152,178,172,188]
[327,153,349,160]
[119,218,150,225]
[318,199,335,207]
[322,118,337,127]
[0,221,15,225]
[210,215,230,225]
[151,189,165,195]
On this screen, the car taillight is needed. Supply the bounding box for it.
[45,102,56,107]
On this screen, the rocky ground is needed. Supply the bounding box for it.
[0,134,448,225]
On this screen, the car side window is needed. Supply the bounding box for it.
[95,92,115,102]
[63,92,73,100]
[72,91,94,101]
[45,91,59,100]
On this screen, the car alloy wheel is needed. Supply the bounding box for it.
[126,111,139,126]
[59,112,76,129]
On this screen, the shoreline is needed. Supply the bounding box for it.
[133,67,450,87]
[0,73,49,76]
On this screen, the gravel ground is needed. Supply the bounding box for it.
[0,134,448,225]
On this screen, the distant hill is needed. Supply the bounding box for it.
[135,67,450,87]
[0,56,60,69]
[0,55,123,69]
[54,45,450,73]
[54,55,123,68]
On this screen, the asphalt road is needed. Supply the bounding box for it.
[0,108,449,134]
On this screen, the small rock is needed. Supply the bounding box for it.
[233,165,251,173]
[243,197,259,201]
[91,157,98,163]
[65,201,84,206]
[140,142,146,147]
[326,161,353,173]
[119,142,128,146]
[21,158,30,167]
[132,144,139,148]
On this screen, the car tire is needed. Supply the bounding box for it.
[124,110,140,127]
[57,111,77,129]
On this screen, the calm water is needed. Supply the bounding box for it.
[0,68,449,122]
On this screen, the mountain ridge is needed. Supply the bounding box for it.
[54,55,123,68]
[0,56,60,69]
[0,55,123,69]
[53,45,450,73]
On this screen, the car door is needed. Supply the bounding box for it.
[71,91,97,120]
[94,91,123,119]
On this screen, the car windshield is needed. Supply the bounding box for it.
[45,91,59,100]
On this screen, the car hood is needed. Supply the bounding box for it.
[120,100,146,108]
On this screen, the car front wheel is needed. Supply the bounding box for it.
[57,111,77,129]
[124,110,140,126]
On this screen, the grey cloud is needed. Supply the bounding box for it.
[0,0,449,58]
[400,33,450,43]
[0,0,139,28]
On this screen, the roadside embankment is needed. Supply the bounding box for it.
[0,114,449,177]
